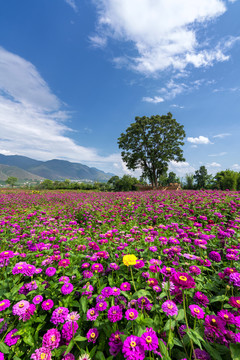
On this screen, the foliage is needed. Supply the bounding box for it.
[194,166,212,189]
[5,176,18,188]
[107,175,140,191]
[214,170,240,191]
[118,113,186,187]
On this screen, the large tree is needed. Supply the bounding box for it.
[118,113,185,188]
[5,176,18,188]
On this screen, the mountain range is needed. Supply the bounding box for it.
[0,154,114,182]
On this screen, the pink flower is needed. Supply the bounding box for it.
[189,304,205,319]
[42,328,61,349]
[162,300,178,316]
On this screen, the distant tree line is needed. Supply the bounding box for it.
[3,167,240,191]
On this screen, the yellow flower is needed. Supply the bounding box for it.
[123,254,137,266]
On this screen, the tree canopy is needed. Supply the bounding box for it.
[5,176,18,188]
[118,113,185,187]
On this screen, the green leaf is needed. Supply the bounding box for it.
[158,339,171,360]
[187,330,202,349]
[0,342,10,354]
[23,334,34,347]
[176,308,184,321]
[81,296,87,313]
[90,345,98,358]
[203,342,222,360]
[65,339,74,355]
[210,295,228,303]
[74,335,87,342]
[230,343,240,360]
[95,351,106,360]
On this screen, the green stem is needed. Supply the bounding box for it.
[182,290,197,360]
[130,266,137,293]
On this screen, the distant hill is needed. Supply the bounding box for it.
[0,154,114,182]
[0,164,44,181]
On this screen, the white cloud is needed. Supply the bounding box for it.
[65,0,78,12]
[231,164,240,170]
[169,160,195,176]
[0,47,128,176]
[89,35,107,47]
[170,104,184,109]
[142,96,164,104]
[187,136,212,144]
[208,162,221,167]
[91,0,239,75]
[213,133,231,138]
[208,151,227,156]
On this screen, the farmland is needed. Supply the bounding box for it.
[0,189,240,360]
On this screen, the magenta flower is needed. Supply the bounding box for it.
[12,300,30,316]
[62,321,78,342]
[95,301,108,312]
[122,335,145,360]
[51,307,69,325]
[45,267,56,276]
[0,299,10,311]
[120,282,131,291]
[66,312,80,322]
[141,328,158,351]
[30,347,52,360]
[189,266,201,275]
[125,308,139,321]
[91,263,104,273]
[42,299,54,311]
[0,352,3,360]
[59,276,70,283]
[217,309,235,324]
[86,328,99,343]
[193,292,209,308]
[108,305,123,323]
[62,353,75,360]
[171,272,196,289]
[109,331,124,356]
[189,304,205,319]
[33,295,43,305]
[5,329,20,346]
[61,283,74,295]
[112,287,121,296]
[86,308,99,321]
[42,328,61,349]
[162,300,178,316]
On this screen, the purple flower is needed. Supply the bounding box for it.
[137,297,152,311]
[42,299,54,311]
[112,287,121,296]
[120,282,131,291]
[193,292,209,308]
[108,305,123,323]
[95,301,108,312]
[189,305,205,319]
[109,331,123,356]
[45,267,56,276]
[91,263,104,273]
[0,299,10,311]
[171,272,195,289]
[30,347,52,360]
[62,354,75,360]
[229,273,240,287]
[86,308,99,321]
[12,300,30,316]
[42,328,61,349]
[189,266,201,275]
[194,349,211,360]
[204,315,226,336]
[101,286,113,297]
[86,328,98,343]
[122,335,145,360]
[217,309,235,324]
[5,329,20,346]
[61,283,74,295]
[125,308,139,321]
[19,303,36,322]
[0,353,3,360]
[51,307,69,325]
[141,328,158,351]
[162,300,178,316]
[66,312,80,322]
[59,276,70,283]
[82,270,94,279]
[62,321,78,342]
[208,251,221,263]
[33,295,43,305]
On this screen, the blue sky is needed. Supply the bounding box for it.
[0,0,239,178]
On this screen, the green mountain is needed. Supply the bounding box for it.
[0,164,44,181]
[0,154,114,182]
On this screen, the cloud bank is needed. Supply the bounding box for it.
[91,0,239,75]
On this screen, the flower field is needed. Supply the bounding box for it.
[0,189,240,360]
